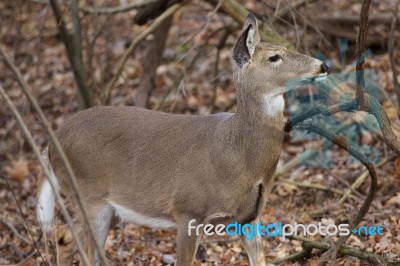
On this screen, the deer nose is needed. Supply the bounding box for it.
[321,63,330,74]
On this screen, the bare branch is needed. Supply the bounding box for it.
[134,15,172,108]
[0,85,91,265]
[285,94,400,155]
[102,2,184,104]
[271,0,319,23]
[284,99,358,132]
[283,101,382,265]
[299,121,377,230]
[48,0,93,108]
[297,122,377,266]
[31,0,158,14]
[0,46,108,266]
[134,0,183,25]
[81,0,157,14]
[0,216,32,245]
[154,24,239,111]
[354,0,372,111]
[206,0,293,48]
[271,236,394,265]
[278,178,345,195]
[71,0,82,53]
[338,155,396,205]
[211,27,233,112]
[388,0,400,106]
[368,94,400,154]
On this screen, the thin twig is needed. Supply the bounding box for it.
[0,216,32,245]
[278,178,345,195]
[80,0,157,14]
[1,176,46,263]
[154,24,239,111]
[270,245,312,264]
[298,121,378,231]
[285,99,358,132]
[354,0,371,111]
[134,15,173,108]
[297,121,377,266]
[35,5,49,77]
[338,155,396,205]
[270,0,320,23]
[176,0,222,64]
[270,235,396,265]
[0,47,102,265]
[102,0,113,87]
[31,0,157,14]
[275,118,354,180]
[211,27,234,112]
[334,173,370,201]
[15,249,38,265]
[85,0,108,92]
[0,85,90,265]
[388,0,400,106]
[71,0,82,54]
[102,3,184,104]
[308,155,396,216]
[11,1,23,63]
[49,0,93,108]
[284,95,400,155]
[206,0,293,48]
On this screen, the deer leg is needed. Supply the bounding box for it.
[55,223,79,266]
[93,204,114,265]
[76,203,115,266]
[57,202,113,266]
[175,218,202,266]
[240,220,266,266]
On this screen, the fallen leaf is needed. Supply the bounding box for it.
[384,193,400,208]
[383,100,398,121]
[5,159,29,182]
[230,244,242,253]
[379,237,390,249]
[162,254,175,265]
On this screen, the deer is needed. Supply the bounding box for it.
[37,13,329,266]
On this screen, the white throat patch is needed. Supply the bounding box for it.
[263,94,285,116]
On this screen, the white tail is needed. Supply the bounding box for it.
[37,147,58,232]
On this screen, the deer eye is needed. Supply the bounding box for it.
[268,55,281,62]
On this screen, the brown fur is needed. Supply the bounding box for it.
[39,13,328,266]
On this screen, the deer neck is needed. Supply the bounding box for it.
[228,84,285,177]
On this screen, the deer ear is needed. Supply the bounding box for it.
[233,13,260,68]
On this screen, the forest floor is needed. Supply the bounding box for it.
[0,0,400,265]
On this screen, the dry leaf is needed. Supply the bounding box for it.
[360,130,373,145]
[122,59,142,80]
[383,100,398,121]
[276,183,297,196]
[187,95,199,109]
[378,237,390,249]
[230,244,242,253]
[384,193,400,208]
[162,254,175,265]
[285,145,304,154]
[309,258,319,266]
[5,159,29,182]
